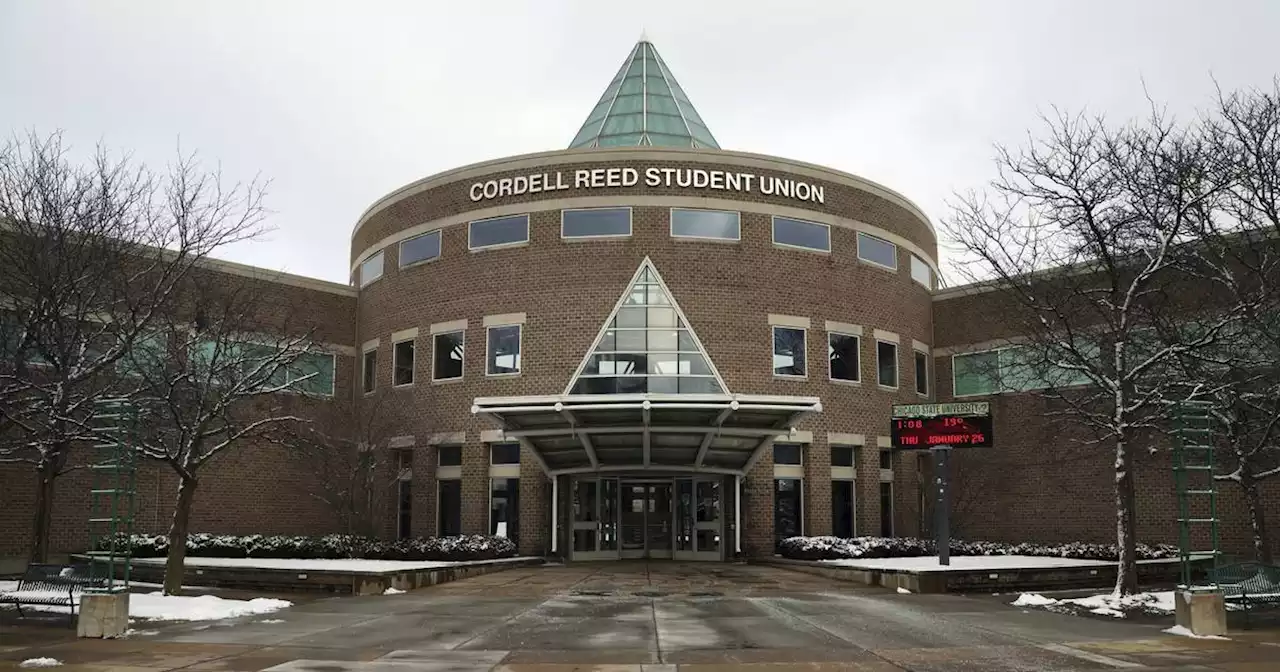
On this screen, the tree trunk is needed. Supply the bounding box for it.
[28,461,59,564]
[163,476,198,596]
[1240,472,1273,564]
[1114,443,1139,596]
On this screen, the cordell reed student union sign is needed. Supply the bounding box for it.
[469,165,826,205]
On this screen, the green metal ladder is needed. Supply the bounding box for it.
[1172,400,1220,590]
[85,398,139,594]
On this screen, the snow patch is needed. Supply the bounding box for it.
[127,556,537,573]
[383,587,406,595]
[19,659,62,668]
[820,555,1113,572]
[4,591,291,622]
[896,587,912,594]
[257,618,286,624]
[123,629,159,637]
[1163,625,1230,640]
[1011,593,1059,607]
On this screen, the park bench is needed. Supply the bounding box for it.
[0,563,108,621]
[1208,561,1280,629]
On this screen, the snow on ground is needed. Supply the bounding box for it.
[1163,625,1230,640]
[896,587,911,594]
[18,659,61,668]
[1,590,291,622]
[1011,591,1177,618]
[128,555,536,573]
[383,587,406,595]
[819,555,1114,572]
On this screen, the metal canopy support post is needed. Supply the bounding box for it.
[932,445,952,566]
[735,474,742,554]
[551,476,559,554]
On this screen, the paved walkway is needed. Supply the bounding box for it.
[2,562,1279,671]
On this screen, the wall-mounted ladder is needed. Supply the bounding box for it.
[1172,400,1220,590]
[85,398,139,594]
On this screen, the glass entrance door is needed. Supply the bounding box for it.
[675,477,723,560]
[619,481,674,559]
[572,477,618,560]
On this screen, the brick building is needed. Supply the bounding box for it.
[2,38,1276,564]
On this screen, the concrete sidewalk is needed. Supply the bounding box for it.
[2,562,1279,670]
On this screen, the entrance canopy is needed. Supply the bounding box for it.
[472,393,822,477]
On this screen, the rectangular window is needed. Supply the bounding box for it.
[773,478,803,548]
[877,340,898,388]
[910,254,931,288]
[469,214,529,250]
[433,330,465,381]
[562,207,631,238]
[290,352,336,397]
[952,350,999,396]
[490,477,520,544]
[393,339,415,386]
[361,348,377,394]
[438,479,462,537]
[831,445,855,467]
[829,332,860,382]
[773,443,802,465]
[395,450,413,540]
[879,482,894,537]
[486,324,521,376]
[438,445,462,467]
[359,250,384,287]
[772,216,830,252]
[832,480,855,538]
[857,232,898,270]
[914,350,928,396]
[773,326,807,377]
[490,443,520,465]
[400,230,441,268]
[671,208,740,240]
[879,450,893,470]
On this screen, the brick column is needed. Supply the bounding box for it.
[413,445,438,537]
[743,447,775,557]
[461,439,488,535]
[894,450,921,538]
[518,456,549,556]
[804,437,832,537]
[856,441,882,536]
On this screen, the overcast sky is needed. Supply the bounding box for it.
[3,1,1277,285]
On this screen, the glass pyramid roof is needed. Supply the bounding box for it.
[568,40,721,150]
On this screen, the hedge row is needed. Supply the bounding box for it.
[94,533,517,561]
[777,536,1180,561]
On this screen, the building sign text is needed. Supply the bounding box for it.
[468,166,826,205]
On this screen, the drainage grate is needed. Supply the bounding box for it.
[688,591,723,597]
[572,590,613,596]
[633,590,667,597]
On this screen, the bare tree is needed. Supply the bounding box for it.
[287,390,406,538]
[944,105,1239,595]
[0,130,266,562]
[124,278,324,594]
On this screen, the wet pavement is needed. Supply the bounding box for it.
[2,561,1279,670]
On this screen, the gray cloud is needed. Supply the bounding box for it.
[2,0,1276,284]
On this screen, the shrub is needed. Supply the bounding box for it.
[93,533,519,562]
[776,535,1179,562]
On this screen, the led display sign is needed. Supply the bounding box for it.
[890,402,992,449]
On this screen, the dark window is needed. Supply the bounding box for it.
[433,331,464,380]
[562,208,631,238]
[393,340,415,386]
[487,325,521,375]
[399,230,441,267]
[490,477,519,545]
[877,341,898,388]
[438,445,462,467]
[773,326,806,377]
[469,214,528,249]
[772,217,830,252]
[880,450,893,470]
[361,349,377,394]
[832,480,855,538]
[773,443,802,465]
[831,446,855,467]
[438,479,462,536]
[773,479,803,548]
[857,232,898,269]
[397,480,412,540]
[915,351,928,395]
[491,443,520,464]
[671,209,740,240]
[829,333,860,382]
[879,482,894,537]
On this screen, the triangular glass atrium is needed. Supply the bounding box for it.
[568,40,721,150]
[567,259,727,394]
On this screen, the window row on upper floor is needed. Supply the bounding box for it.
[357,207,935,290]
[770,322,931,398]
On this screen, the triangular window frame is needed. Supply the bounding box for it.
[563,257,730,395]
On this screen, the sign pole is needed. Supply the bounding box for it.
[933,445,952,566]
